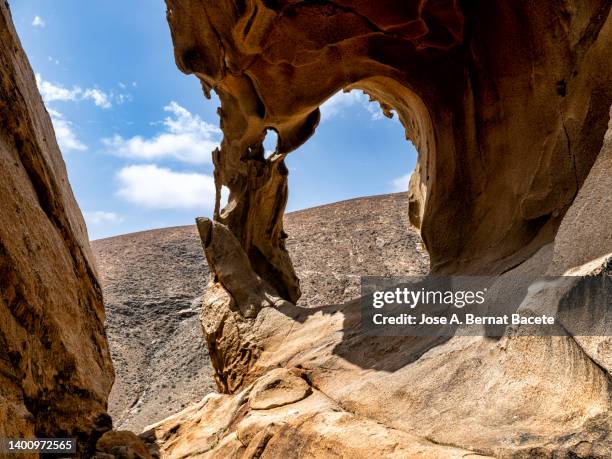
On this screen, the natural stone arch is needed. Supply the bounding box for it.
[169,0,611,299]
[210,73,437,308]
[167,0,612,391]
[343,76,434,231]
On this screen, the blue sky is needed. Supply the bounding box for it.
[11,1,417,240]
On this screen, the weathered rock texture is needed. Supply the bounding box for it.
[94,193,427,432]
[166,0,612,284]
[152,1,612,457]
[165,0,612,386]
[146,123,612,456]
[0,3,114,455]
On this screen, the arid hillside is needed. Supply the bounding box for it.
[92,192,429,432]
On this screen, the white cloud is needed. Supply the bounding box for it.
[103,101,221,164]
[35,74,117,108]
[390,173,411,192]
[115,93,132,105]
[84,211,123,225]
[34,75,123,154]
[83,88,112,108]
[48,109,87,152]
[32,16,45,27]
[116,164,217,209]
[36,74,82,103]
[320,90,388,121]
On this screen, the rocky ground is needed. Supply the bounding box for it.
[91,192,429,432]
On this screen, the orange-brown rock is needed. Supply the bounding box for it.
[148,247,612,457]
[95,431,152,459]
[156,1,612,457]
[168,0,612,393]
[167,0,612,286]
[0,3,114,455]
[144,367,492,458]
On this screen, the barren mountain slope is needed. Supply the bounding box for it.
[92,192,428,432]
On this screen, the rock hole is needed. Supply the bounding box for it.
[263,128,278,159]
[220,185,230,209]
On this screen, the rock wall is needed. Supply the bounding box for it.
[0,3,114,455]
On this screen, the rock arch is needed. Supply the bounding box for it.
[167,0,612,395]
[168,0,612,301]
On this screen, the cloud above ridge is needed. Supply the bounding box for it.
[102,101,220,164]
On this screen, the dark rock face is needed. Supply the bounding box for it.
[0,3,114,455]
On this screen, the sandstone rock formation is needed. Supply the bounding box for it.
[1,0,610,456]
[142,1,612,457]
[166,0,612,282]
[164,0,612,386]
[144,111,612,456]
[94,193,427,432]
[0,3,114,456]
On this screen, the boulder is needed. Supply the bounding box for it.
[248,368,311,410]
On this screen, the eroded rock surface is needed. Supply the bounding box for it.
[142,2,612,456]
[143,367,490,459]
[164,0,612,392]
[94,193,427,432]
[0,3,114,455]
[146,251,612,457]
[144,105,612,457]
[247,368,311,410]
[166,0,612,284]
